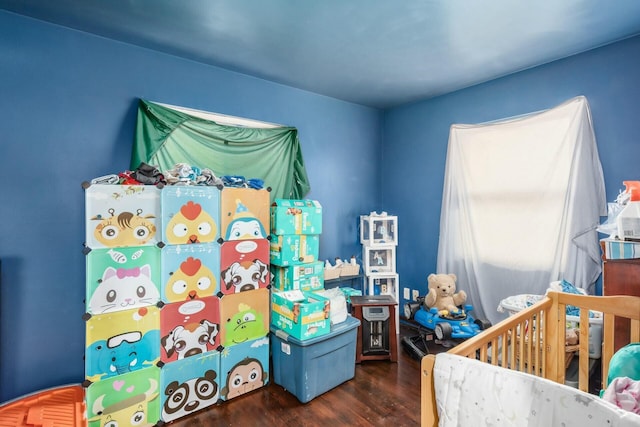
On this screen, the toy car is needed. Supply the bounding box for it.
[405,300,491,341]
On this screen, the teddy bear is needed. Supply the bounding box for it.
[424,273,467,316]
[565,328,579,346]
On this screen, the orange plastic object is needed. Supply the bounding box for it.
[0,384,85,427]
[623,180,640,201]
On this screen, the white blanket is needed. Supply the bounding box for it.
[433,353,640,427]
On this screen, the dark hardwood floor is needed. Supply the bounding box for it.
[167,323,443,427]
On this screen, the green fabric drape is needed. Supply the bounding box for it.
[131,99,310,200]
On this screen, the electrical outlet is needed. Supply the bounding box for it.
[403,287,410,300]
[412,289,420,301]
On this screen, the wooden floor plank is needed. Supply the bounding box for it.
[166,324,439,427]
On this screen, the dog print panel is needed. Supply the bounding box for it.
[219,239,270,296]
[159,296,221,364]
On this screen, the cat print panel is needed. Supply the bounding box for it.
[161,243,220,303]
[86,366,161,427]
[85,306,160,382]
[85,184,161,249]
[160,186,220,245]
[86,245,161,315]
[219,239,270,296]
[219,336,269,401]
[159,351,221,422]
[219,288,270,349]
[159,296,221,364]
[220,188,270,242]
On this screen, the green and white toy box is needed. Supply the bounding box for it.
[270,234,320,266]
[271,290,330,340]
[271,261,324,292]
[270,199,322,235]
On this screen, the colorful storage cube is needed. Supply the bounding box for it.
[271,290,331,340]
[270,199,322,235]
[85,184,161,249]
[219,239,270,295]
[220,188,270,241]
[269,234,320,266]
[219,336,270,401]
[271,316,360,403]
[86,366,161,427]
[271,261,324,292]
[160,185,220,244]
[85,306,160,382]
[159,351,221,422]
[86,245,161,315]
[159,296,221,363]
[219,288,270,348]
[160,243,220,303]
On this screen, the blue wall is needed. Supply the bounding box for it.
[2,8,640,403]
[383,35,640,304]
[0,11,382,402]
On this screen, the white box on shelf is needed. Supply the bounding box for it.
[367,273,399,298]
[363,246,396,275]
[360,213,397,247]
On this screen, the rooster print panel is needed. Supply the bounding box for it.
[161,243,220,303]
[161,186,220,245]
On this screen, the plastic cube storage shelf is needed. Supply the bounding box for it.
[270,316,361,403]
[360,214,397,247]
[363,246,396,275]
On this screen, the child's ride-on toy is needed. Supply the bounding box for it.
[401,297,491,359]
[413,303,490,340]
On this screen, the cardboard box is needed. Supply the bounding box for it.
[270,199,322,235]
[271,290,330,340]
[271,262,324,292]
[270,234,320,266]
[270,316,360,403]
[601,237,640,260]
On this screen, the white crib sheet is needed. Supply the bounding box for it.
[433,353,640,427]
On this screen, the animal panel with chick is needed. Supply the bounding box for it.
[165,201,218,245]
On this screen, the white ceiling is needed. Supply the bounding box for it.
[3,0,640,108]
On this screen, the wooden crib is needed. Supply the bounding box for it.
[421,290,640,426]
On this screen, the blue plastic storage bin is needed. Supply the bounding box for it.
[270,315,360,403]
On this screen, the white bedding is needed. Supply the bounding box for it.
[433,353,640,427]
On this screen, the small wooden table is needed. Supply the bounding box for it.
[350,295,398,363]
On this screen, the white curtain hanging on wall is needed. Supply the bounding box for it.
[436,96,606,324]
